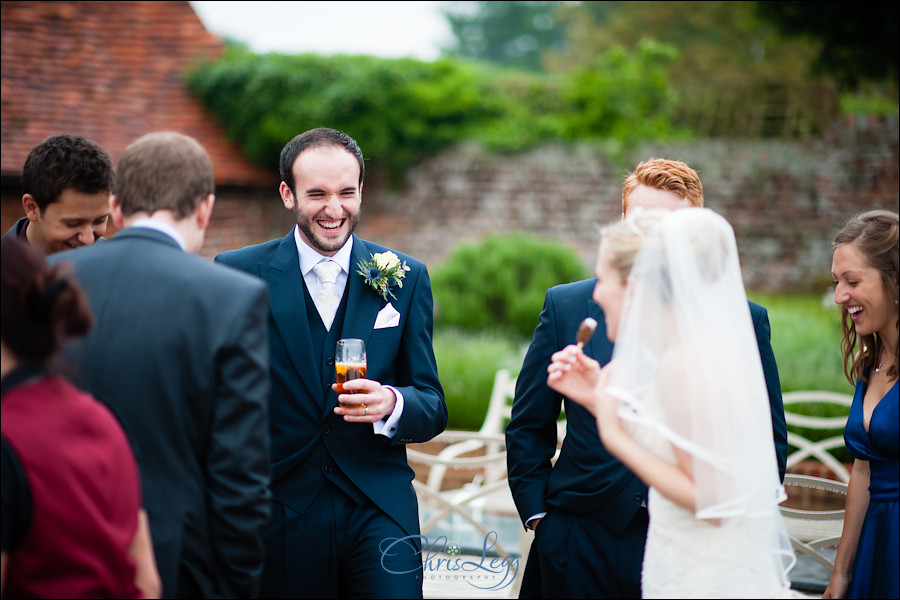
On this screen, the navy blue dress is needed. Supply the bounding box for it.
[844,375,899,599]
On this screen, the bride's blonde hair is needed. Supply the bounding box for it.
[599,208,669,281]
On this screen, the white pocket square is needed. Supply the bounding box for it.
[374,302,401,329]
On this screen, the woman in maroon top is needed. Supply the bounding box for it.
[1,236,160,598]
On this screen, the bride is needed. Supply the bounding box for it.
[547,207,795,598]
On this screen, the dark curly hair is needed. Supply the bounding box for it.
[22,133,115,211]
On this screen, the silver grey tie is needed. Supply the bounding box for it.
[313,260,342,331]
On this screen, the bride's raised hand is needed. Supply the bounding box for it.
[547,344,602,412]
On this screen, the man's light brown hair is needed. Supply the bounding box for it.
[114,132,214,220]
[622,158,704,214]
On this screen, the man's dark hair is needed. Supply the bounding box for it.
[22,134,115,211]
[279,128,365,195]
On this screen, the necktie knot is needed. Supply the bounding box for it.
[314,260,341,285]
[313,260,342,330]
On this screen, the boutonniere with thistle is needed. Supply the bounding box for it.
[357,251,410,301]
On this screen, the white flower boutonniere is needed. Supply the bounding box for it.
[357,251,411,301]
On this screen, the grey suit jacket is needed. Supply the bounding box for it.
[48,227,272,599]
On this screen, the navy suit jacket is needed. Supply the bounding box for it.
[215,232,447,539]
[506,278,787,534]
[48,227,272,599]
[2,216,29,240]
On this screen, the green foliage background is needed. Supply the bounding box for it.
[433,328,527,430]
[188,2,896,186]
[188,51,494,182]
[428,232,585,429]
[748,292,848,394]
[430,233,589,339]
[186,41,686,182]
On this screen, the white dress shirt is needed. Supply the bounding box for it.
[131,218,187,250]
[292,226,404,437]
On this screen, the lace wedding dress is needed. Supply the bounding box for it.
[640,441,792,598]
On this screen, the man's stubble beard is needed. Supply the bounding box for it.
[294,205,361,254]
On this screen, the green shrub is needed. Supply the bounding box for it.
[433,328,526,431]
[431,233,589,338]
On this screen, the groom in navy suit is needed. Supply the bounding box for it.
[506,158,788,598]
[215,127,447,598]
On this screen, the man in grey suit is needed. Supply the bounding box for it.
[48,132,272,599]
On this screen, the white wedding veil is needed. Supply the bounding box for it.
[604,207,795,590]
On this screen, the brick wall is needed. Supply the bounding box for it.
[3,115,896,292]
[371,114,897,292]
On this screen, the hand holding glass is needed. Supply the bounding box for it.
[335,338,367,408]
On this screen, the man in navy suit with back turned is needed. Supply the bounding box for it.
[215,127,447,599]
[48,132,272,598]
[505,158,788,598]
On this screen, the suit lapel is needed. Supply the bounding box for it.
[339,237,386,347]
[584,296,609,360]
[261,234,322,400]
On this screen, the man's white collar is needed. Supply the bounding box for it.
[294,225,353,276]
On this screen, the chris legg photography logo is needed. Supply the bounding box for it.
[380,531,520,591]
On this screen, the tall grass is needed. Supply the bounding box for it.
[433,328,528,430]
[749,292,854,462]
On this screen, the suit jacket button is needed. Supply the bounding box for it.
[634,493,643,501]
[321,425,331,435]
[326,357,335,366]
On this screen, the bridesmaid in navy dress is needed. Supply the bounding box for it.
[825,209,898,599]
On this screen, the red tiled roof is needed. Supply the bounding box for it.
[1,0,278,187]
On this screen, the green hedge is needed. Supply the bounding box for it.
[431,232,589,339]
[186,41,686,183]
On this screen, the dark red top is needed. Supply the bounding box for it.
[1,370,142,598]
